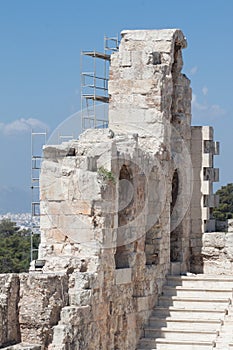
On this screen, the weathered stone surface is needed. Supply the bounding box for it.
[19,273,69,347]
[0,28,224,350]
[0,274,20,347]
[202,232,233,274]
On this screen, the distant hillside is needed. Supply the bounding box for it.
[0,186,31,214]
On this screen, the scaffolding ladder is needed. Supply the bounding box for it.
[81,35,119,131]
[30,130,47,262]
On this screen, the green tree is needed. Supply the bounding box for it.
[0,219,39,273]
[213,183,233,221]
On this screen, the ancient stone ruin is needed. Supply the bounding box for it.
[1,29,233,350]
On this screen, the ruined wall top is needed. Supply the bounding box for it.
[108,29,191,144]
[120,29,187,48]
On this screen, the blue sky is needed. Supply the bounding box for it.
[0,0,232,212]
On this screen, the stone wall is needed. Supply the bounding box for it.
[0,28,222,350]
[0,273,69,350]
[202,220,233,274]
[38,129,171,349]
[19,273,69,347]
[37,29,193,349]
[0,274,20,347]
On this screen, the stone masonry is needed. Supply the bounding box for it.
[0,29,226,350]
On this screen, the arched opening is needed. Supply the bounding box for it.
[171,169,179,214]
[145,167,160,266]
[170,169,182,263]
[171,43,183,123]
[115,164,135,269]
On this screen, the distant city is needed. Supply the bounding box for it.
[0,212,39,232]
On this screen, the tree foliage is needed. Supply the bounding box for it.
[0,219,39,273]
[213,183,233,221]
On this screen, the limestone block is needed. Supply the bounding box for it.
[202,207,210,220]
[110,52,120,67]
[108,80,132,95]
[0,344,42,350]
[0,274,20,347]
[72,290,92,306]
[225,233,233,260]
[135,295,155,312]
[115,268,132,285]
[132,79,157,94]
[52,325,70,345]
[202,232,225,249]
[40,213,58,230]
[59,305,91,326]
[19,274,69,345]
[202,126,213,141]
[121,29,186,45]
[44,229,66,242]
[201,180,212,195]
[120,50,132,67]
[202,153,213,168]
[96,148,112,172]
[68,169,101,202]
[57,215,94,244]
[151,41,173,53]
[43,144,69,161]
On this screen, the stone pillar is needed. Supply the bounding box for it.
[109,29,188,144]
[190,126,219,272]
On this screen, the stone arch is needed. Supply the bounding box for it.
[115,164,135,269]
[170,169,182,263]
[171,41,184,125]
[171,169,179,214]
[145,167,160,266]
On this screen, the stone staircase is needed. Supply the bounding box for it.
[137,274,233,350]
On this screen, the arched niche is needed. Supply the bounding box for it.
[115,164,134,269]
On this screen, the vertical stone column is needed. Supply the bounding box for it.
[108,29,188,146]
[190,126,219,272]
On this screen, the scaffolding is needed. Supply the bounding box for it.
[30,130,47,262]
[81,35,119,131]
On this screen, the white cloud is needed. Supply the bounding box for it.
[202,86,208,96]
[192,93,226,120]
[189,66,198,75]
[0,118,49,135]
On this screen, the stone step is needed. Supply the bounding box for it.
[167,275,233,289]
[137,338,215,350]
[151,306,227,320]
[152,306,227,319]
[158,296,231,309]
[137,274,233,349]
[144,327,218,341]
[162,285,233,299]
[148,316,223,331]
[1,344,42,350]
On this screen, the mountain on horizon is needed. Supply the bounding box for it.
[0,186,31,214]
